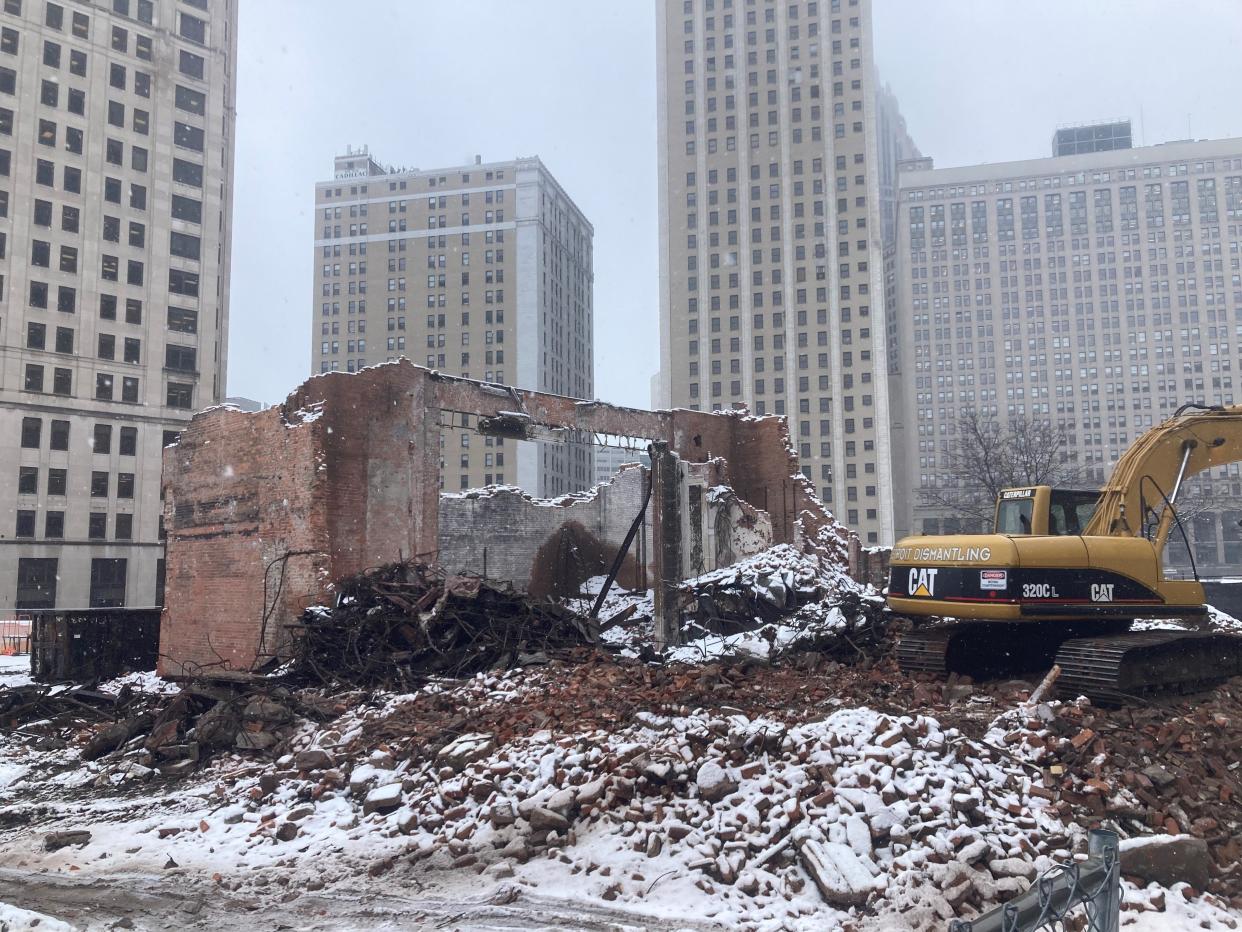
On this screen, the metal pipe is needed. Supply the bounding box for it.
[1168,439,1194,504]
[1155,440,1195,552]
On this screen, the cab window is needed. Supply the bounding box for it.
[997,498,1033,534]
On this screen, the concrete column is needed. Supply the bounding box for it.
[650,441,683,651]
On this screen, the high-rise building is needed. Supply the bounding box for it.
[892,135,1242,571]
[312,150,594,496]
[1052,120,1132,158]
[0,0,236,610]
[655,0,919,546]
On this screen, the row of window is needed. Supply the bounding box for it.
[20,415,176,453]
[16,507,136,540]
[23,364,194,405]
[19,465,134,498]
[14,555,142,610]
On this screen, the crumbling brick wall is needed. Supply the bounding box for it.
[160,360,853,672]
[437,464,654,597]
[160,363,440,676]
[159,405,331,676]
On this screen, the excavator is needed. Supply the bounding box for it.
[888,403,1242,701]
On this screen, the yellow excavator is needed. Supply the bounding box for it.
[889,403,1242,701]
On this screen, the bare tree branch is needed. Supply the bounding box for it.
[919,411,1086,530]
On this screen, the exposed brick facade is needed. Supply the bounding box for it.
[160,361,856,673]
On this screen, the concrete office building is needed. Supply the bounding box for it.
[892,133,1242,572]
[655,0,919,546]
[593,444,650,487]
[1,0,236,609]
[312,149,594,496]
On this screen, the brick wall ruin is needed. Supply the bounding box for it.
[438,464,654,598]
[160,360,854,675]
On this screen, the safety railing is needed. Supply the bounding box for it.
[949,829,1119,932]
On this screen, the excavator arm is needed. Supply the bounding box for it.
[1082,403,1242,556]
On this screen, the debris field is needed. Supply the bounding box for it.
[0,548,1240,931]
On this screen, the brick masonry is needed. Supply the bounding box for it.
[160,361,857,674]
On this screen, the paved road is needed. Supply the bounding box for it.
[0,868,723,931]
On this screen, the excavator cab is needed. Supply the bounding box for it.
[994,486,1100,536]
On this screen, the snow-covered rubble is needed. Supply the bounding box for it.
[1,660,1240,930]
[570,543,885,664]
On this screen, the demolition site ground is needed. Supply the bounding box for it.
[2,553,1242,931]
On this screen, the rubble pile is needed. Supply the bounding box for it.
[295,562,598,687]
[208,681,1237,929]
[0,676,332,782]
[673,544,886,661]
[985,679,1242,903]
[2,657,1240,928]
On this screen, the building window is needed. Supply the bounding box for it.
[119,426,137,456]
[24,364,44,392]
[45,511,64,538]
[167,382,193,409]
[115,513,133,540]
[91,470,109,497]
[88,512,107,541]
[18,466,37,494]
[50,420,69,450]
[89,557,126,607]
[94,423,112,454]
[16,558,58,610]
[15,509,35,538]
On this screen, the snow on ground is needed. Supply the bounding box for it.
[2,668,1238,931]
[0,653,31,689]
[97,668,180,696]
[0,901,74,932]
[1133,603,1242,632]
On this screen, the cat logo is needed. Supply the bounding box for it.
[908,567,939,597]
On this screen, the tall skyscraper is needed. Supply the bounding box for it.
[1,0,236,610]
[892,133,1242,573]
[312,150,594,496]
[656,0,918,546]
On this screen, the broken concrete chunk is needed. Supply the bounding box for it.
[1119,834,1211,890]
[490,800,517,828]
[235,730,277,751]
[988,857,1037,881]
[437,733,495,771]
[695,760,739,803]
[1141,765,1177,791]
[528,807,570,833]
[44,830,92,851]
[363,782,403,816]
[243,697,293,725]
[794,832,882,908]
[295,749,335,771]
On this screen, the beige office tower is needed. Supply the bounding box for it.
[656,0,919,546]
[893,133,1242,573]
[312,151,594,497]
[1,0,236,610]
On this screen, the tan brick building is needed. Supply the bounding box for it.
[892,133,1242,572]
[0,0,235,609]
[655,0,918,546]
[311,150,594,496]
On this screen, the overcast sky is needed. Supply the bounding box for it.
[227,0,1242,408]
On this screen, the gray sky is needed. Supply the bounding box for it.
[227,0,1242,408]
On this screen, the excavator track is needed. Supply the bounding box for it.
[1054,629,1242,704]
[895,621,1102,679]
[893,619,1242,703]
